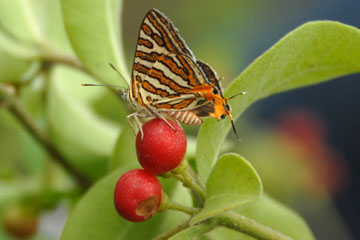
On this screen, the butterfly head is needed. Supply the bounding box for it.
[209,89,246,139]
[206,95,237,137]
[119,88,129,101]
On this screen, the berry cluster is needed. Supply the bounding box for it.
[114,118,187,222]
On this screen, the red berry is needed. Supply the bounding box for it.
[3,205,38,238]
[136,118,187,174]
[114,169,162,222]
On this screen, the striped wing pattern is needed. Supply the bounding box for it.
[130,9,215,114]
[127,8,239,137]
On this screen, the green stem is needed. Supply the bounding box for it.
[152,220,190,240]
[153,218,217,240]
[0,84,91,189]
[166,199,199,215]
[216,211,293,240]
[170,161,206,205]
[180,164,206,202]
[42,52,89,75]
[187,164,206,192]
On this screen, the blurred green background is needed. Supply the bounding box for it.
[0,0,359,239]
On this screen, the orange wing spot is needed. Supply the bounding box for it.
[155,89,168,97]
[136,51,157,62]
[131,76,137,99]
[211,97,229,120]
[142,80,171,98]
[138,38,153,48]
[141,24,153,35]
[136,83,146,107]
[142,81,156,93]
[173,99,193,110]
[159,55,188,79]
[149,69,162,79]
[135,75,142,83]
[147,14,175,52]
[148,68,190,94]
[146,96,152,102]
[177,55,198,86]
[168,94,178,98]
[160,16,167,23]
[134,63,149,74]
[155,103,172,109]
[190,82,224,100]
[153,34,164,46]
[170,29,186,49]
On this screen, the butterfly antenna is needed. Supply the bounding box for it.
[109,63,130,89]
[81,83,127,91]
[228,91,246,100]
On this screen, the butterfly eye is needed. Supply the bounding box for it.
[220,114,226,119]
[212,88,218,94]
[120,89,129,101]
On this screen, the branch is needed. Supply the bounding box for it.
[217,211,293,240]
[169,161,206,205]
[42,52,90,75]
[152,220,190,240]
[166,199,199,215]
[0,84,91,189]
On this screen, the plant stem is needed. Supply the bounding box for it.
[187,164,206,192]
[0,84,91,189]
[166,199,199,215]
[152,220,190,240]
[216,211,293,240]
[42,52,89,75]
[181,164,206,202]
[170,161,206,205]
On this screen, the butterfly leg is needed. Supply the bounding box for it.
[175,119,181,127]
[126,112,147,138]
[172,115,183,129]
[153,111,177,131]
[126,112,139,136]
[133,113,146,139]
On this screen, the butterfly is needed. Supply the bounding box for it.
[84,9,244,138]
[124,8,245,137]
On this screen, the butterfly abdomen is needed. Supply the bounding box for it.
[167,111,202,125]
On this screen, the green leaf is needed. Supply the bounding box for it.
[60,165,190,240]
[196,21,360,183]
[48,65,120,156]
[0,0,72,54]
[47,65,120,180]
[109,126,138,171]
[0,179,40,209]
[236,194,315,240]
[61,0,129,84]
[0,1,43,43]
[0,30,39,60]
[190,153,262,225]
[0,50,31,83]
[60,164,133,240]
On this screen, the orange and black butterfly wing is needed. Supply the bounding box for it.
[145,9,195,56]
[132,9,213,111]
[197,60,224,95]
